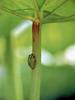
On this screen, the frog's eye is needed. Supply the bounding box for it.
[28,53,36,70]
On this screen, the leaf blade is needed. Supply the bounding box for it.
[42,13,75,24]
[43,0,75,23]
[0,0,34,20]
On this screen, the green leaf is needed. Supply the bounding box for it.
[0,0,75,23]
[35,0,45,9]
[42,13,75,23]
[43,0,75,23]
[0,0,34,20]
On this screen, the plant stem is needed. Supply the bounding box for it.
[5,32,24,100]
[29,19,41,100]
[13,56,24,100]
[4,33,15,100]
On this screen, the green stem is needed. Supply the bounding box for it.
[13,55,24,100]
[29,19,41,100]
[32,0,39,17]
[4,33,15,100]
[5,32,24,100]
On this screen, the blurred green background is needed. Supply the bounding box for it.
[0,11,75,100]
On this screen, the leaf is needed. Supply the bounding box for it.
[35,0,45,9]
[42,12,75,24]
[0,6,34,19]
[0,0,34,20]
[0,0,75,23]
[43,0,75,23]
[0,0,46,20]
